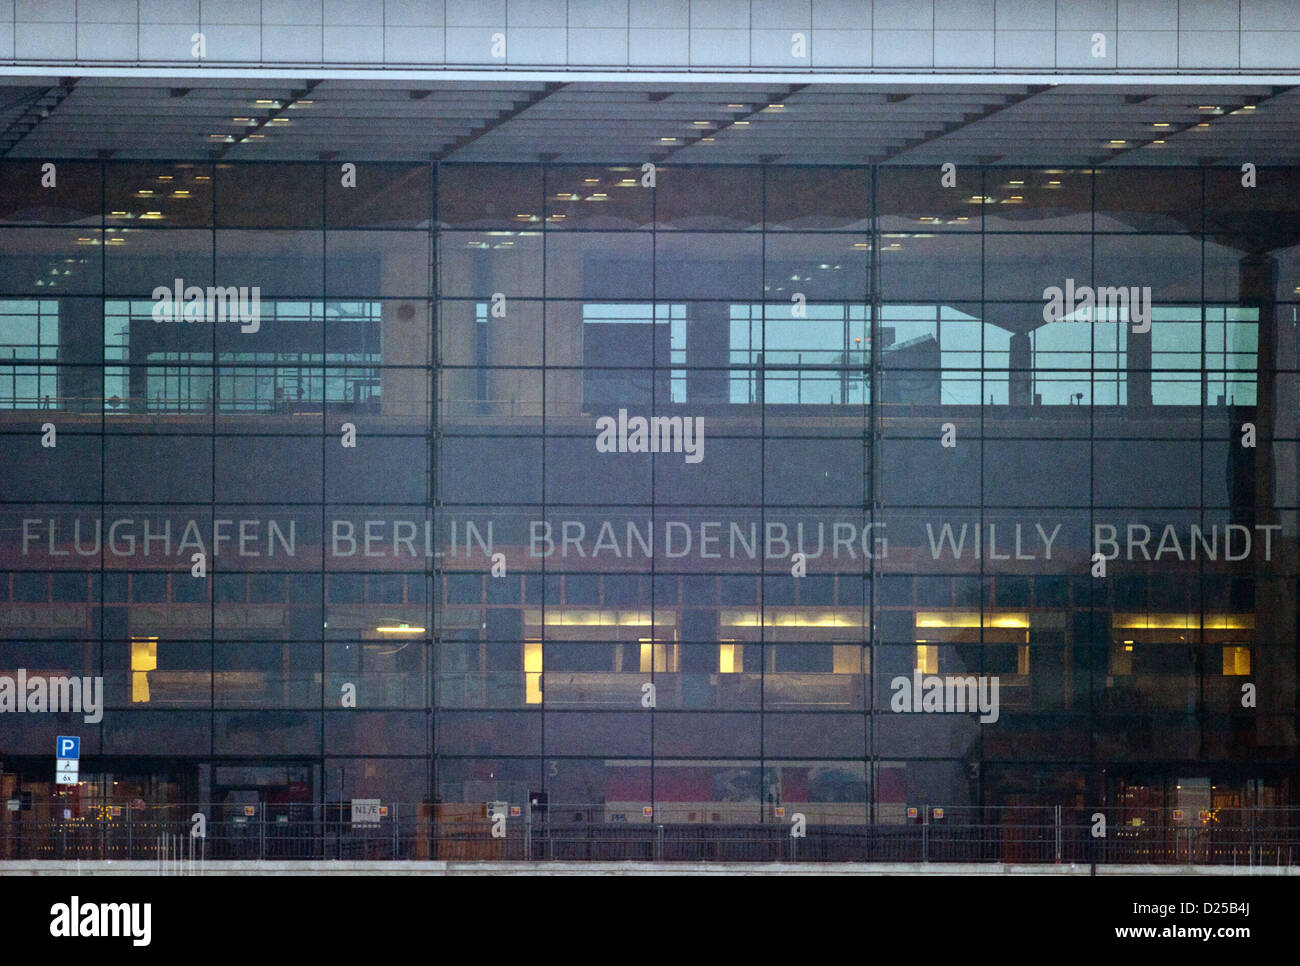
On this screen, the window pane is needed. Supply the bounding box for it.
[106,162,213,227]
[215,163,323,228]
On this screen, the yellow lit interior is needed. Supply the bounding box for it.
[1222,646,1251,676]
[718,642,740,673]
[720,608,865,628]
[916,644,937,674]
[131,637,157,703]
[915,611,1029,629]
[1113,613,1255,631]
[523,608,667,627]
[639,642,677,673]
[524,640,542,704]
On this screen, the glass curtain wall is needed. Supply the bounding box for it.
[0,160,1296,822]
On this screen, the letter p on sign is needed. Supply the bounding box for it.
[57,736,80,759]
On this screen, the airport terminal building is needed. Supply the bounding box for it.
[1,0,1300,857]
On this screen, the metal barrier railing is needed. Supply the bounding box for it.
[4,804,1300,865]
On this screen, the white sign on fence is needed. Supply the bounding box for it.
[351,799,381,825]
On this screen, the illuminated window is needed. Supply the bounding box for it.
[639,641,678,673]
[131,637,158,703]
[1222,646,1251,676]
[524,640,542,704]
[915,644,937,674]
[718,642,743,673]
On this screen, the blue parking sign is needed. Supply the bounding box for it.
[56,736,79,759]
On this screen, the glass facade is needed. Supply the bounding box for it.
[1,160,1297,826]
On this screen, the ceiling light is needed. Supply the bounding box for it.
[376,624,425,633]
[733,120,750,126]
[1151,139,1165,145]
[1108,139,1127,145]
[693,120,711,126]
[1153,122,1170,127]
[659,136,678,142]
